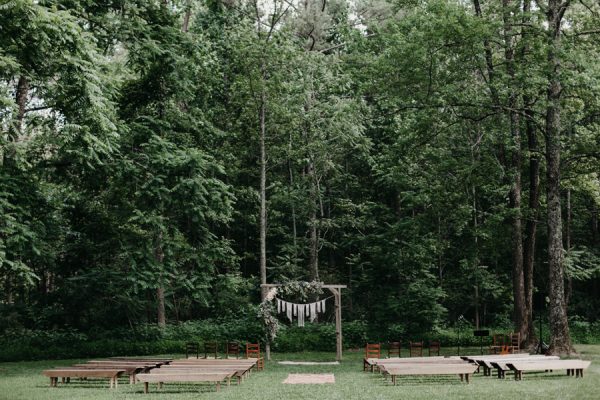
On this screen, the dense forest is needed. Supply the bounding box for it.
[1,0,599,356]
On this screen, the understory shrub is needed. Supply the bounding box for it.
[1,317,598,362]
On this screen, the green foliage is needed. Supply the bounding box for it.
[1,0,599,357]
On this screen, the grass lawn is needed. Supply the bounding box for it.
[1,345,599,400]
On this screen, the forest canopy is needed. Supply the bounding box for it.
[1,0,599,356]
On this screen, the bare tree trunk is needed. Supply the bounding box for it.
[545,0,573,355]
[523,100,540,346]
[308,160,319,281]
[155,232,166,328]
[503,0,527,346]
[15,75,29,134]
[157,287,166,327]
[259,91,268,299]
[182,2,192,33]
[565,188,572,305]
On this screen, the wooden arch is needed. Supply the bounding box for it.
[261,283,347,361]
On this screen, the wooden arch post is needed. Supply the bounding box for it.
[261,283,346,361]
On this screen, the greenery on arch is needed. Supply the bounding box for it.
[258,281,324,342]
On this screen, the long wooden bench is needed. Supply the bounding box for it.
[507,360,591,380]
[42,369,125,388]
[487,356,560,378]
[72,363,157,384]
[136,372,235,393]
[364,356,447,372]
[467,355,559,377]
[108,357,172,363]
[160,365,253,381]
[381,363,479,385]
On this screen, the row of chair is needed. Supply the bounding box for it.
[490,332,520,354]
[366,341,441,359]
[185,342,264,370]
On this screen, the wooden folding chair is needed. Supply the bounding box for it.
[364,343,381,371]
[429,340,441,356]
[246,343,264,370]
[226,342,240,359]
[185,342,199,359]
[388,341,401,358]
[490,334,505,354]
[409,341,423,357]
[203,341,220,359]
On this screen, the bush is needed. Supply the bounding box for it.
[1,317,598,362]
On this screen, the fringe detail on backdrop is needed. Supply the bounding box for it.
[275,297,331,327]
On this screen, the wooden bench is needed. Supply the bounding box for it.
[365,356,448,372]
[507,360,591,380]
[488,356,560,378]
[381,363,479,385]
[159,363,254,380]
[42,369,125,388]
[151,366,248,384]
[72,363,158,384]
[136,372,235,392]
[108,357,172,364]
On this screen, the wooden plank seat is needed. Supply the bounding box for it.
[167,363,255,377]
[507,360,591,380]
[72,363,158,384]
[108,357,172,363]
[43,369,125,388]
[151,366,250,384]
[487,356,560,378]
[136,372,235,393]
[465,355,558,376]
[381,363,479,385]
[365,356,447,372]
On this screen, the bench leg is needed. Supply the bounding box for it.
[466,374,470,384]
[216,382,221,392]
[144,382,149,394]
[459,374,464,382]
[115,377,118,389]
[66,377,70,384]
[157,382,162,390]
[109,378,113,389]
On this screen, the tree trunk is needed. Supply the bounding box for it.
[545,0,572,355]
[157,287,166,327]
[523,99,540,346]
[155,232,166,328]
[259,90,268,299]
[182,2,192,33]
[565,189,572,306]
[503,0,527,346]
[15,75,29,134]
[308,160,319,281]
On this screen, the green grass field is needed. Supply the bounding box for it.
[1,345,599,400]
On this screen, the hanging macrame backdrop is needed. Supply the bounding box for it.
[261,283,346,361]
[276,298,329,327]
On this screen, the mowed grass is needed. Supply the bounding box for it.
[1,345,599,400]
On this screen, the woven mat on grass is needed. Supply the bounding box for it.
[278,361,340,366]
[283,373,335,384]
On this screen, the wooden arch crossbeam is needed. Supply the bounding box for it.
[260,283,346,361]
